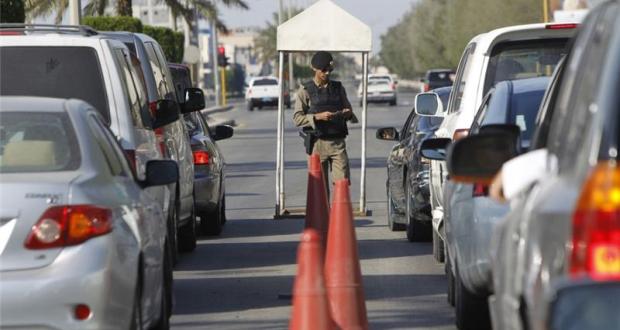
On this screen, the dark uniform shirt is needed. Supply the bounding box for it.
[293,79,356,129]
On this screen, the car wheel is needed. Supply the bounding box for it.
[446,250,456,306]
[178,206,197,253]
[220,193,227,225]
[432,228,445,263]
[168,199,179,265]
[200,200,223,236]
[163,244,173,317]
[151,281,170,330]
[246,101,254,111]
[455,264,491,330]
[389,99,397,106]
[387,187,405,231]
[405,182,432,242]
[129,274,143,330]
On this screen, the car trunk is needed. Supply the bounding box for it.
[0,172,77,271]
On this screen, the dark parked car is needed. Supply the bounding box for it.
[376,86,450,241]
[169,63,233,235]
[421,69,455,92]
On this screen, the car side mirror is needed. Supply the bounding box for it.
[180,88,205,114]
[548,279,620,330]
[415,92,444,117]
[376,127,399,141]
[152,99,180,129]
[420,138,451,161]
[447,133,518,184]
[140,160,178,188]
[213,125,234,141]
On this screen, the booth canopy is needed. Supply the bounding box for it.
[276,0,372,52]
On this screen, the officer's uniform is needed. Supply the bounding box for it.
[293,78,356,185]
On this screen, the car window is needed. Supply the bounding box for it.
[448,43,476,114]
[470,92,493,134]
[369,80,390,87]
[400,108,417,140]
[507,89,547,145]
[144,43,170,100]
[530,58,566,149]
[170,66,192,104]
[197,112,213,137]
[253,79,278,86]
[0,46,110,123]
[417,116,443,132]
[184,112,205,136]
[88,114,130,177]
[484,39,568,95]
[113,49,147,129]
[427,71,453,83]
[0,112,80,173]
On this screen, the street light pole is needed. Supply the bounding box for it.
[287,4,294,91]
[69,0,82,25]
[211,21,221,106]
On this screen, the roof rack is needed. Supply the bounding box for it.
[0,24,98,36]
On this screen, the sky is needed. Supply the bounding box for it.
[218,0,417,54]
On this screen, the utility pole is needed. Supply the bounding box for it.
[69,0,82,25]
[211,21,221,106]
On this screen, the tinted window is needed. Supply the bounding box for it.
[369,80,390,86]
[427,71,453,82]
[0,112,80,172]
[144,43,170,100]
[0,47,110,122]
[449,43,476,113]
[484,39,568,94]
[508,89,546,144]
[113,49,145,128]
[253,79,278,86]
[418,116,444,131]
[169,66,192,104]
[370,75,392,81]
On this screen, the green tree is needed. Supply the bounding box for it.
[1,0,25,23]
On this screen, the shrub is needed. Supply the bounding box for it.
[143,25,184,63]
[82,16,143,33]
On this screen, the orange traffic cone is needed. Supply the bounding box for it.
[305,154,330,250]
[289,229,334,330]
[324,179,368,330]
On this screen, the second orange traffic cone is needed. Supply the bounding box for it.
[324,179,368,330]
[289,229,334,330]
[305,154,330,250]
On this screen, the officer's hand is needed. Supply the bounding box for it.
[342,108,353,119]
[314,112,333,121]
[489,171,506,203]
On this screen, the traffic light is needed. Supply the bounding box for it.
[217,46,229,67]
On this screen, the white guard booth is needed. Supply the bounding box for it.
[274,0,372,218]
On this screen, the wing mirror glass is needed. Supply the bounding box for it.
[548,279,620,330]
[152,99,180,129]
[213,125,234,141]
[141,160,178,188]
[181,88,206,114]
[415,92,444,117]
[376,127,399,141]
[447,132,518,184]
[420,138,451,161]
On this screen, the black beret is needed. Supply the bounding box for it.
[311,51,334,70]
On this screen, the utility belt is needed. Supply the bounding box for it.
[299,129,346,155]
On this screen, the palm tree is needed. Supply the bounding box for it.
[25,0,68,24]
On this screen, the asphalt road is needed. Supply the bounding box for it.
[170,88,456,330]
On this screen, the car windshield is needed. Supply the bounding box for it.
[484,39,569,94]
[253,79,278,86]
[428,71,453,82]
[369,80,390,86]
[0,46,110,123]
[0,112,80,173]
[370,76,391,81]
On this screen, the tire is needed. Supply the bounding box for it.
[432,228,445,263]
[178,206,197,253]
[167,199,179,266]
[387,188,405,231]
[389,99,397,106]
[455,264,491,330]
[220,193,227,225]
[446,250,456,307]
[405,182,432,242]
[163,244,173,317]
[200,202,222,236]
[150,283,170,330]
[129,275,143,330]
[246,101,254,111]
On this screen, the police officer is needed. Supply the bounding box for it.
[293,51,357,187]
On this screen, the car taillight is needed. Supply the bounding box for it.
[472,183,489,197]
[546,23,579,29]
[123,149,137,173]
[193,150,210,165]
[452,129,469,141]
[24,205,112,249]
[570,162,620,280]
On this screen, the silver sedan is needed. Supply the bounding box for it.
[0,97,177,329]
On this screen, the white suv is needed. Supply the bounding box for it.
[421,23,578,263]
[245,76,290,111]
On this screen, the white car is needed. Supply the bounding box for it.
[245,76,290,111]
[422,22,578,269]
[357,78,397,106]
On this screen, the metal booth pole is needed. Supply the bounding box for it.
[359,52,369,214]
[275,51,286,217]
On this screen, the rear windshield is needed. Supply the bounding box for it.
[484,39,569,94]
[427,71,453,82]
[369,80,390,86]
[0,47,110,123]
[253,79,278,86]
[0,112,80,173]
[370,75,391,81]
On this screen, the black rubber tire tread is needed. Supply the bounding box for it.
[178,207,197,253]
[200,203,222,236]
[455,265,491,330]
[432,229,446,263]
[446,250,456,306]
